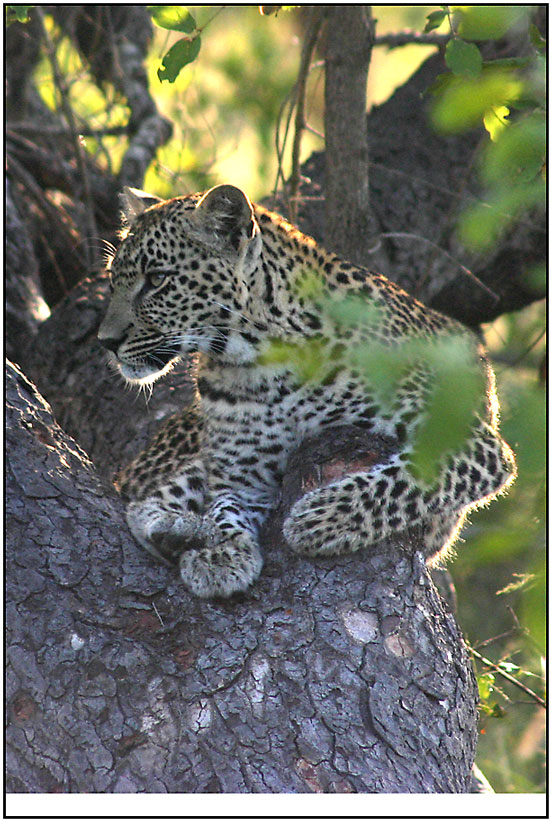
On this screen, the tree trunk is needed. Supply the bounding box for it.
[6,356,477,793]
[323,6,378,264]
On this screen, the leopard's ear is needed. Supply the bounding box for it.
[120,187,162,225]
[194,185,260,252]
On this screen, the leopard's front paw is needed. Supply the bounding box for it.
[126,499,204,565]
[126,499,263,597]
[179,531,263,598]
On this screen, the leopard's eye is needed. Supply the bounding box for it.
[146,271,167,288]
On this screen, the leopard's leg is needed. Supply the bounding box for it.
[283,425,516,560]
[118,401,210,566]
[121,400,273,596]
[116,401,204,501]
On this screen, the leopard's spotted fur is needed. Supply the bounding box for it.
[98,184,516,597]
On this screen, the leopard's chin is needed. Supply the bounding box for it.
[116,355,176,385]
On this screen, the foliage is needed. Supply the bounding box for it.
[420,19,546,780]
[427,5,546,250]
[149,6,202,83]
[143,6,309,198]
[421,5,547,790]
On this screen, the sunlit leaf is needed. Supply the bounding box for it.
[431,68,524,133]
[453,5,529,41]
[478,673,495,700]
[424,9,448,33]
[483,105,510,141]
[148,5,196,33]
[497,661,520,674]
[6,4,33,25]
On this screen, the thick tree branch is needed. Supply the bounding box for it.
[6,356,478,793]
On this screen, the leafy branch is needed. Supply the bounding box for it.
[469,643,546,710]
[425,5,546,251]
[149,5,225,83]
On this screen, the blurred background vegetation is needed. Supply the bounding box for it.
[11,4,546,793]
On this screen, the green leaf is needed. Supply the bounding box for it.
[6,4,33,25]
[454,5,529,41]
[423,70,454,99]
[257,338,328,384]
[490,703,506,718]
[325,297,382,330]
[477,672,495,700]
[522,567,546,652]
[445,38,482,78]
[497,661,520,674]
[424,9,447,33]
[410,343,484,485]
[482,112,546,186]
[295,268,325,301]
[458,179,545,250]
[349,345,406,406]
[529,23,547,54]
[481,56,531,70]
[148,5,196,33]
[157,35,201,83]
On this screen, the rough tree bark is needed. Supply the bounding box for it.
[6,6,543,794]
[7,357,478,793]
[323,6,378,264]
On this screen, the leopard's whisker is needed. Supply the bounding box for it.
[203,298,265,330]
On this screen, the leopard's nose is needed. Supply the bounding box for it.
[98,336,120,353]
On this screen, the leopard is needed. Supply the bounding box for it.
[98,183,516,598]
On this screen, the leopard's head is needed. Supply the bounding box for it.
[98,184,265,384]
